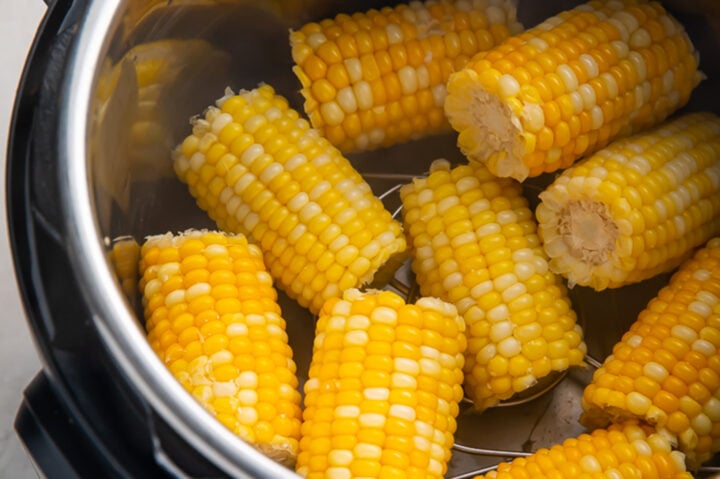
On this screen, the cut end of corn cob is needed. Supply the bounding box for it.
[139,229,302,467]
[473,420,691,479]
[445,0,703,181]
[581,236,720,469]
[289,0,523,153]
[537,112,720,290]
[172,84,407,314]
[297,288,466,479]
[400,159,586,410]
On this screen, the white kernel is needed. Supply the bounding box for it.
[354,443,382,459]
[689,300,712,318]
[431,83,447,107]
[353,81,373,110]
[236,371,258,388]
[693,338,716,356]
[502,283,527,302]
[237,406,258,425]
[389,404,416,421]
[320,101,344,126]
[630,28,652,49]
[486,5,506,24]
[391,373,417,389]
[419,358,442,377]
[336,86,358,113]
[489,321,513,342]
[370,306,397,325]
[476,223,501,237]
[478,344,497,364]
[398,65,418,95]
[325,467,351,479]
[335,405,360,418]
[471,280,494,298]
[628,52,647,83]
[386,23,403,44]
[579,54,599,79]
[632,439,652,456]
[186,282,211,300]
[493,273,517,291]
[165,289,186,306]
[569,91,584,114]
[692,414,713,435]
[213,381,237,397]
[487,304,510,322]
[521,103,545,132]
[528,37,549,52]
[590,105,604,130]
[579,84,596,110]
[671,324,698,342]
[189,151,206,172]
[394,358,420,376]
[498,74,520,98]
[237,389,258,406]
[211,112,233,134]
[580,455,601,472]
[643,361,668,382]
[601,72,619,99]
[498,337,522,357]
[557,65,578,92]
[306,32,327,49]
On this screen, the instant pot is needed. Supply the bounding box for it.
[7,0,720,477]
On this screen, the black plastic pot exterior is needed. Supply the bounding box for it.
[8,1,229,477]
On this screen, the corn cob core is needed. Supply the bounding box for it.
[296,288,466,479]
[473,420,691,479]
[172,85,407,314]
[139,229,302,466]
[444,0,702,181]
[536,112,720,291]
[581,237,720,469]
[400,159,586,410]
[290,0,523,153]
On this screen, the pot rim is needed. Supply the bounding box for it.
[58,2,299,477]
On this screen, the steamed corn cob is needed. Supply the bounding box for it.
[536,112,720,291]
[139,230,302,466]
[172,85,407,314]
[581,237,720,469]
[400,159,586,410]
[444,0,703,181]
[296,288,466,479]
[290,0,523,153]
[472,420,691,479]
[110,236,141,307]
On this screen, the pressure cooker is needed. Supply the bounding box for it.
[7,0,720,477]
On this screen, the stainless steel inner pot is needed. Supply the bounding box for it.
[59,0,720,477]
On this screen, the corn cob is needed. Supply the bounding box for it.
[290,0,523,153]
[109,236,141,307]
[400,159,586,410]
[139,230,302,466]
[172,85,407,314]
[473,420,691,479]
[536,112,720,291]
[444,0,703,181]
[296,288,466,479]
[581,237,720,469]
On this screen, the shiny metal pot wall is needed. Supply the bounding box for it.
[33,0,720,477]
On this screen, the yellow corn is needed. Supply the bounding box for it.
[172,85,407,314]
[445,0,703,181]
[109,236,141,307]
[581,237,720,469]
[399,159,586,410]
[296,288,466,479]
[290,0,523,153]
[536,112,720,291]
[139,229,302,466]
[472,420,691,478]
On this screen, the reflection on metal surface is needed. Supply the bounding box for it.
[71,0,720,476]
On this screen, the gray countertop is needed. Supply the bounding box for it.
[1,1,48,477]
